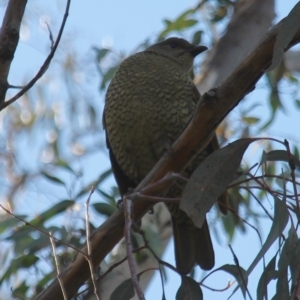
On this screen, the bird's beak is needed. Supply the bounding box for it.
[190,45,208,57]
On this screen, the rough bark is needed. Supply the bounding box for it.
[285,50,300,72]
[195,0,275,91]
[0,0,27,103]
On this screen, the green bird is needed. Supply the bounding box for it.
[103,37,227,274]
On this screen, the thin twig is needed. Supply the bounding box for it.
[85,186,101,300]
[0,203,85,255]
[228,244,253,300]
[0,0,71,111]
[238,185,300,198]
[45,22,54,49]
[49,232,68,300]
[228,174,300,189]
[226,204,264,249]
[127,172,183,203]
[284,139,299,213]
[124,196,145,300]
[136,226,179,274]
[246,188,274,222]
[7,84,24,89]
[75,245,148,298]
[200,267,235,292]
[200,281,234,292]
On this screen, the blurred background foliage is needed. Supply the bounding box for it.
[0,0,299,299]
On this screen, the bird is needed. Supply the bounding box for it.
[103,37,227,275]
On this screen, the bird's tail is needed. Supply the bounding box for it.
[168,202,215,274]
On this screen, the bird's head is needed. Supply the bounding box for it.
[146,37,207,72]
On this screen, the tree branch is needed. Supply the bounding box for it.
[0,0,71,111]
[196,0,275,91]
[35,17,300,300]
[0,0,28,104]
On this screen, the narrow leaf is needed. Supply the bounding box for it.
[273,269,289,300]
[41,171,65,186]
[247,196,289,275]
[176,276,202,300]
[181,138,258,229]
[93,203,116,217]
[242,116,260,125]
[262,149,300,170]
[94,47,110,62]
[217,264,248,297]
[29,200,75,227]
[110,278,135,300]
[231,196,289,297]
[55,159,75,173]
[257,255,278,300]
[268,2,300,70]
[0,215,27,233]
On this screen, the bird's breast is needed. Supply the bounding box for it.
[104,53,196,184]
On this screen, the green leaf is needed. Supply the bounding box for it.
[159,9,198,38]
[110,278,135,300]
[0,215,27,233]
[261,89,284,129]
[295,99,300,108]
[261,149,300,170]
[231,196,289,298]
[14,234,36,255]
[88,103,98,127]
[218,264,248,297]
[41,171,65,186]
[0,254,39,284]
[211,5,228,22]
[6,200,74,244]
[257,255,278,300]
[267,1,300,71]
[94,47,110,62]
[13,280,29,297]
[76,170,112,198]
[93,202,116,217]
[294,146,300,160]
[181,138,258,229]
[273,269,289,300]
[36,272,54,293]
[192,30,203,45]
[100,66,119,90]
[278,226,298,271]
[248,196,289,275]
[55,159,75,173]
[242,116,260,125]
[28,200,75,227]
[163,19,172,26]
[270,90,283,112]
[176,276,202,300]
[290,236,300,290]
[96,188,118,206]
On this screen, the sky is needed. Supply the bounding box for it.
[0,0,299,299]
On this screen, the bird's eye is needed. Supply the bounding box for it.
[169,42,178,49]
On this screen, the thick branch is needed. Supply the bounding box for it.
[0,0,27,103]
[285,50,300,72]
[196,0,275,91]
[35,19,300,300]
